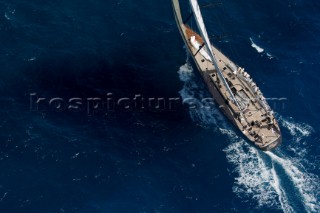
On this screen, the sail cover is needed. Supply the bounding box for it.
[189,0,240,109]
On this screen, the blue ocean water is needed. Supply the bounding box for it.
[0,0,319,212]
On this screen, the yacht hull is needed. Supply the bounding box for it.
[172,0,282,151]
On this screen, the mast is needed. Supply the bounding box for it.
[189,0,242,111]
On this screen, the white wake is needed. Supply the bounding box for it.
[249,37,274,59]
[250,37,264,53]
[266,151,320,212]
[4,7,15,21]
[177,56,319,212]
[178,56,226,129]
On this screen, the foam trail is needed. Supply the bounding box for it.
[270,116,319,212]
[277,115,315,164]
[266,151,320,212]
[224,138,279,208]
[222,133,296,211]
[270,162,294,213]
[177,55,226,128]
[278,116,313,142]
[249,37,276,59]
[177,54,290,211]
[267,53,274,59]
[4,7,15,21]
[177,53,319,212]
[250,37,264,53]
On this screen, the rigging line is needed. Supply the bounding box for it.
[210,34,232,41]
[183,12,193,24]
[212,2,226,32]
[218,1,241,62]
[200,2,223,9]
[194,42,206,57]
[212,4,228,42]
[209,2,239,62]
[203,3,228,49]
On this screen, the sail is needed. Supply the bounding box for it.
[189,0,241,110]
[189,0,215,62]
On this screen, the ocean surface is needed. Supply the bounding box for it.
[0,0,319,212]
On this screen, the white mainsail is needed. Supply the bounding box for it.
[189,0,241,110]
[189,0,214,59]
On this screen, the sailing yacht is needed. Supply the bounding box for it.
[172,0,282,151]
